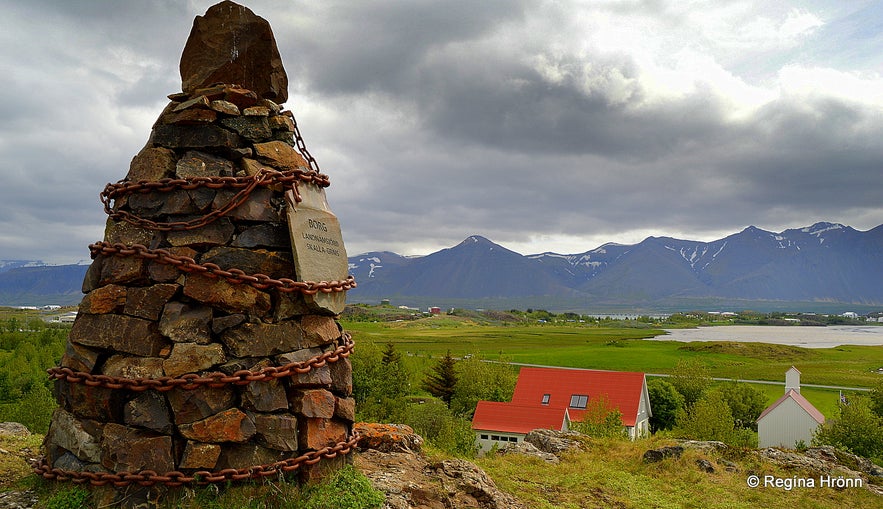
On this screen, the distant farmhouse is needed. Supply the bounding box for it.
[757,367,825,448]
[472,367,651,451]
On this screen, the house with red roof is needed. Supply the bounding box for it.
[757,367,825,448]
[471,366,652,451]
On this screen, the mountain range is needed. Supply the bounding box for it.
[1,222,881,312]
[346,222,883,312]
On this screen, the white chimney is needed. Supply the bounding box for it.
[785,366,801,394]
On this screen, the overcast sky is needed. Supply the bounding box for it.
[2,0,881,264]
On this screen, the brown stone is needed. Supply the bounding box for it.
[239,360,288,413]
[210,99,240,116]
[149,124,243,150]
[353,423,423,453]
[335,397,356,422]
[45,408,103,463]
[159,301,213,344]
[166,385,236,425]
[200,247,293,279]
[101,423,174,473]
[253,141,309,171]
[126,146,177,182]
[183,273,271,317]
[221,320,303,357]
[163,108,218,125]
[260,99,282,115]
[124,391,174,435]
[277,348,332,387]
[163,343,226,377]
[299,418,348,451]
[82,257,104,294]
[212,187,281,222]
[302,315,342,347]
[329,357,353,397]
[243,106,270,117]
[232,223,290,249]
[124,284,179,321]
[241,378,288,413]
[166,217,235,247]
[288,389,335,419]
[215,443,288,470]
[180,1,288,103]
[238,156,264,177]
[224,86,260,109]
[102,355,165,379]
[173,95,211,112]
[179,408,255,443]
[104,218,155,246]
[211,313,245,334]
[69,313,168,357]
[55,379,123,422]
[254,414,298,451]
[126,190,166,217]
[175,150,234,178]
[98,256,147,286]
[269,114,294,132]
[79,284,127,314]
[274,291,311,321]
[220,116,272,141]
[179,441,221,470]
[60,342,101,373]
[148,247,197,283]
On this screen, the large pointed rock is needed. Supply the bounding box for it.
[180,1,288,103]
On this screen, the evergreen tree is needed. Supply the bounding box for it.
[423,350,458,405]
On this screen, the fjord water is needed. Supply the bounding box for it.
[655,325,883,349]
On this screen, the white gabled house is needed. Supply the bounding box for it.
[757,367,825,448]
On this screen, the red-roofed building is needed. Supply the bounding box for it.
[472,401,570,451]
[757,367,826,448]
[471,367,652,450]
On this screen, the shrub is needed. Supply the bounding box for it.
[647,378,684,432]
[813,396,883,464]
[300,465,384,509]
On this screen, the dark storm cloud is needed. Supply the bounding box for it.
[0,0,880,263]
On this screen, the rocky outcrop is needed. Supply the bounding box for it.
[759,446,883,495]
[499,440,559,464]
[354,424,524,509]
[523,429,587,456]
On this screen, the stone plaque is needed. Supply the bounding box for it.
[286,184,348,314]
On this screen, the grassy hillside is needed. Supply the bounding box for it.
[477,436,882,508]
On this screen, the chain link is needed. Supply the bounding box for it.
[32,432,359,487]
[101,168,330,232]
[287,112,322,174]
[48,333,353,391]
[88,241,356,295]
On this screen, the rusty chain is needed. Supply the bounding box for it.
[101,168,330,232]
[33,432,359,487]
[287,111,322,174]
[47,333,353,392]
[89,241,356,295]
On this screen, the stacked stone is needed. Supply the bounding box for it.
[39,0,354,494]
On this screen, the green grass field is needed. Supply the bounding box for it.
[342,317,883,412]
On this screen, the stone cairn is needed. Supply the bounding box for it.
[34,1,356,503]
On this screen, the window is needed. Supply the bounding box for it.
[491,435,500,441]
[509,436,518,442]
[541,394,550,405]
[480,434,488,440]
[569,394,588,409]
